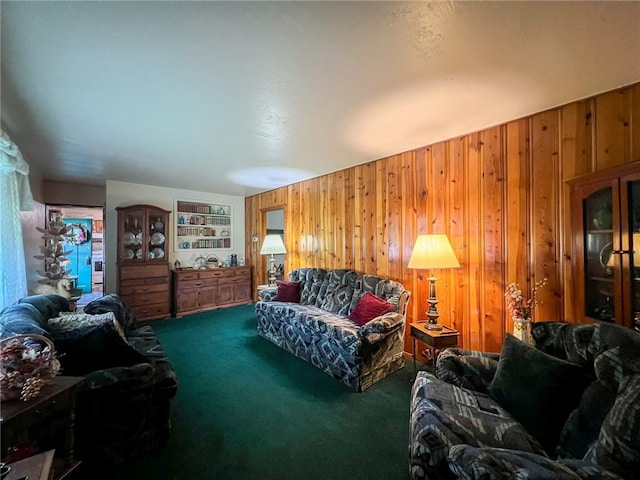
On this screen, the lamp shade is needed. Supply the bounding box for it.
[260,234,287,255]
[407,234,460,270]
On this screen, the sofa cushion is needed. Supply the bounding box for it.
[54,322,148,376]
[348,292,394,326]
[83,293,138,332]
[47,311,126,341]
[584,373,640,480]
[293,268,328,306]
[274,280,301,303]
[488,334,593,454]
[320,284,354,315]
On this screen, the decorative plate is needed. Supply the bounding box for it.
[134,249,143,259]
[123,232,135,245]
[599,241,613,273]
[134,233,143,245]
[151,247,165,259]
[126,248,135,259]
[151,232,165,246]
[194,256,207,269]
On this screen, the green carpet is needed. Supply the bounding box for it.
[108,305,416,480]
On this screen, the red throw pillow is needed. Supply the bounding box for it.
[348,292,394,326]
[274,280,301,303]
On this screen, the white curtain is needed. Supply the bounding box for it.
[0,129,34,308]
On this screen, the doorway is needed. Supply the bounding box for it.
[45,205,104,305]
[264,209,285,284]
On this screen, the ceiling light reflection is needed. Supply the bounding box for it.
[227,166,315,190]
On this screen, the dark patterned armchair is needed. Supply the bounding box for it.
[409,321,640,480]
[255,268,410,391]
[0,294,178,465]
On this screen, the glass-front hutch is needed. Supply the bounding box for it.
[116,204,171,321]
[570,163,640,330]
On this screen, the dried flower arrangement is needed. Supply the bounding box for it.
[504,277,548,321]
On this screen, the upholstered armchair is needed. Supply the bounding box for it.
[409,321,640,480]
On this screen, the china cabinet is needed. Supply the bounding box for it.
[569,162,640,330]
[116,204,171,320]
[175,200,232,251]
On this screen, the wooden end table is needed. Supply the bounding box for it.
[410,323,459,374]
[1,376,84,479]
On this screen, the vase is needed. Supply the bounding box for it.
[512,317,534,345]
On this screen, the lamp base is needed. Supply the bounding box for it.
[267,256,277,287]
[426,322,443,331]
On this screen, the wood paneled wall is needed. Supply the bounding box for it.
[245,82,640,354]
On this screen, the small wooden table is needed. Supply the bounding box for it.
[1,376,84,479]
[410,323,459,374]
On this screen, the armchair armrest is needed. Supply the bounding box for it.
[436,348,500,393]
[448,444,622,480]
[358,312,405,344]
[258,287,278,302]
[79,362,155,391]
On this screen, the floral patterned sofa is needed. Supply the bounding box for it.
[409,321,640,480]
[255,268,411,391]
[0,294,178,465]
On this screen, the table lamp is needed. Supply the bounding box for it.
[408,234,460,330]
[260,234,287,286]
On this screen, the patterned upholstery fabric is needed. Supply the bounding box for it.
[448,445,625,480]
[0,294,178,465]
[255,268,410,391]
[410,372,547,480]
[409,321,640,480]
[84,293,139,333]
[436,348,500,394]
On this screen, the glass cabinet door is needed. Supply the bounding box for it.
[626,179,640,331]
[147,208,168,261]
[582,187,615,322]
[119,206,145,262]
[572,164,640,330]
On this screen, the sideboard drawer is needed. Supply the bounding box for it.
[121,291,169,307]
[120,264,169,280]
[180,278,217,290]
[129,302,170,320]
[120,279,169,294]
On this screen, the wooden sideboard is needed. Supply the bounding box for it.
[173,266,252,317]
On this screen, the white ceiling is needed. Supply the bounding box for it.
[2,1,639,197]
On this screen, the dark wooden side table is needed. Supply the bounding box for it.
[1,376,84,479]
[410,323,459,374]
